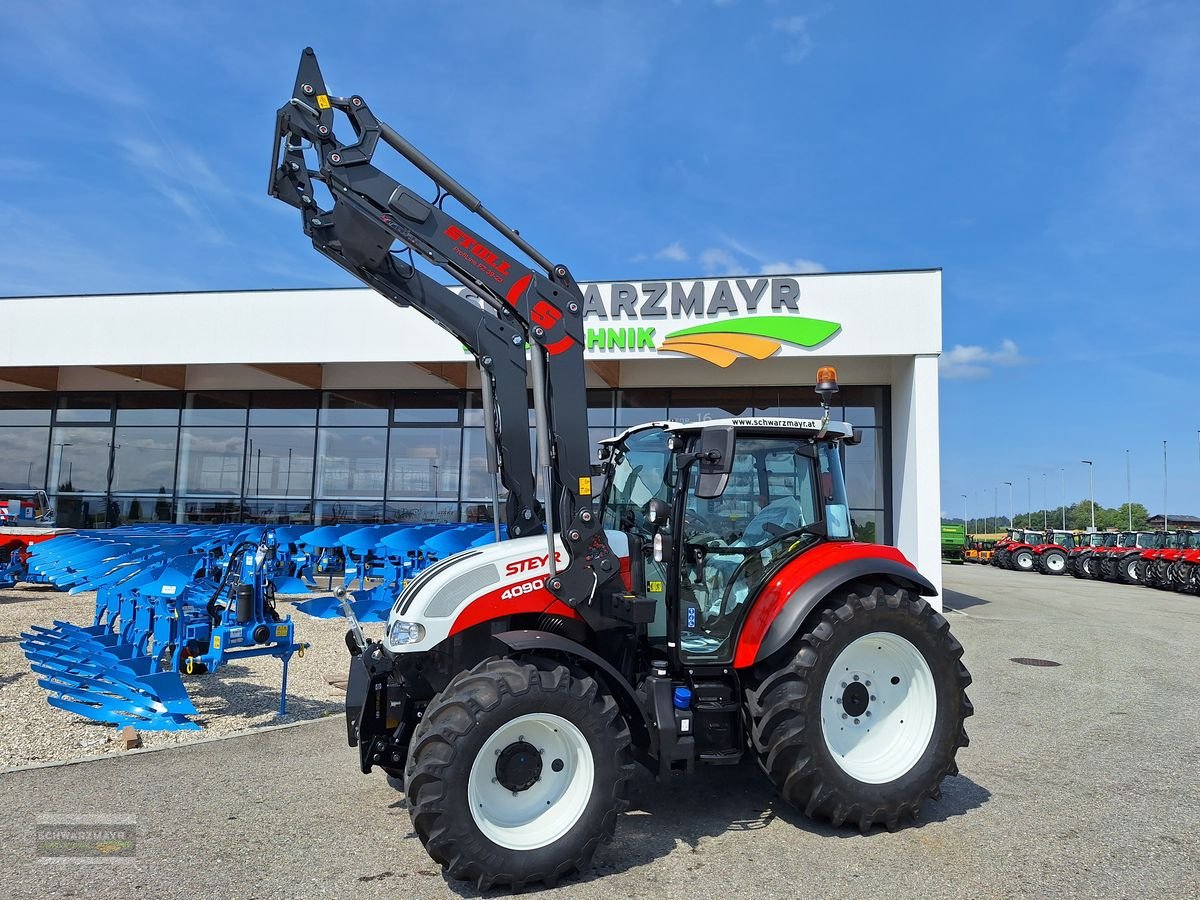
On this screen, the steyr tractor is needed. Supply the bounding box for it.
[1099,531,1159,583]
[1134,532,1193,588]
[1004,530,1049,573]
[1068,531,1111,578]
[1031,531,1077,576]
[991,528,1024,568]
[269,49,974,889]
[1165,538,1200,593]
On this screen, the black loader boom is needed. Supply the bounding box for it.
[270,48,625,615]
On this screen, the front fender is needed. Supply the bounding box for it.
[491,629,649,748]
[732,543,936,668]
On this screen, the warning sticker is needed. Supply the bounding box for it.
[578,476,591,496]
[316,94,331,109]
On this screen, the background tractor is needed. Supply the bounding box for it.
[1032,531,1077,576]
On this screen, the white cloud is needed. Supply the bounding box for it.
[760,258,827,274]
[771,15,814,64]
[940,339,1026,380]
[655,241,689,262]
[698,247,739,275]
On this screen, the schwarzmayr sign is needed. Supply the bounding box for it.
[456,275,842,368]
[578,276,841,368]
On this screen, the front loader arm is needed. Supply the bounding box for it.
[270,48,621,610]
[275,137,540,537]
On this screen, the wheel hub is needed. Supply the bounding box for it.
[841,681,870,717]
[495,740,543,793]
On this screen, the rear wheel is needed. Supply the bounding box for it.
[1040,550,1068,576]
[1117,556,1140,584]
[1012,549,1035,572]
[405,658,633,889]
[749,586,972,833]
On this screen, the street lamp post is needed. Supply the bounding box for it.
[1163,441,1168,532]
[1042,472,1047,529]
[1081,460,1095,531]
[993,486,998,535]
[961,492,968,533]
[1026,475,1032,529]
[1003,481,1013,528]
[1060,467,1066,529]
[1125,449,1132,531]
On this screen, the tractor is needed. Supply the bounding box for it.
[1136,531,1194,589]
[269,49,973,889]
[1004,530,1049,573]
[1099,531,1160,583]
[1068,531,1111,578]
[991,528,1025,568]
[1031,531,1077,576]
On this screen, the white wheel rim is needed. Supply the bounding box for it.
[1126,560,1138,580]
[467,712,594,851]
[1016,551,1032,569]
[820,632,937,784]
[1047,553,1065,572]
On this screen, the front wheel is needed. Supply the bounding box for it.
[1012,549,1035,572]
[749,586,973,833]
[404,658,633,890]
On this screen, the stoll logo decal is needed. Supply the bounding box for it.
[580,277,842,368]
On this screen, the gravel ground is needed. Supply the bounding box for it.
[0,583,381,768]
[1,564,1198,899]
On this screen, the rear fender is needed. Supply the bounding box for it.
[491,629,649,748]
[732,545,937,668]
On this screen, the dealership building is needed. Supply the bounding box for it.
[0,269,944,589]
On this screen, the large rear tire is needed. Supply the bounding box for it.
[1012,548,1035,572]
[405,658,633,890]
[1039,550,1068,576]
[748,586,972,833]
[1116,555,1140,584]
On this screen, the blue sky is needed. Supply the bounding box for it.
[3,1,1198,517]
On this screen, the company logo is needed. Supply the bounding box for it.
[658,315,841,368]
[444,225,513,283]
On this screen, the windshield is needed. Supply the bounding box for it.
[1024,531,1042,543]
[1190,534,1200,549]
[1052,532,1074,548]
[601,427,673,535]
[1120,533,1137,548]
[1136,533,1157,549]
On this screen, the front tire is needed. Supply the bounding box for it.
[1117,556,1140,584]
[749,586,972,833]
[1012,549,1035,572]
[404,658,633,890]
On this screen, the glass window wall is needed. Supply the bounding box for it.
[4,385,890,537]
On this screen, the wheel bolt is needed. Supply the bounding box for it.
[866,711,872,717]
[853,675,860,681]
[865,681,871,687]
[870,695,876,701]
[835,697,841,705]
[841,682,847,688]
[853,718,860,724]
[841,713,847,719]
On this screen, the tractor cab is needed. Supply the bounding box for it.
[1022,531,1043,545]
[1048,531,1075,549]
[600,414,856,665]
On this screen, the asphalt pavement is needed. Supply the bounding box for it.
[1,563,1198,899]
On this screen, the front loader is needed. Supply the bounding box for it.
[269,49,973,889]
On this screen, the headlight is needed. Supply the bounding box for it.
[388,619,426,645]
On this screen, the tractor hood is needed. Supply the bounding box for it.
[382,531,629,653]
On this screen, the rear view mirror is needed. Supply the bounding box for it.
[695,425,735,499]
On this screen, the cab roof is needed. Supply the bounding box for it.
[605,417,855,446]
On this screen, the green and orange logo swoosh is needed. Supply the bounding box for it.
[659,316,841,367]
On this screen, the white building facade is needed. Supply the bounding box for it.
[0,268,943,591]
